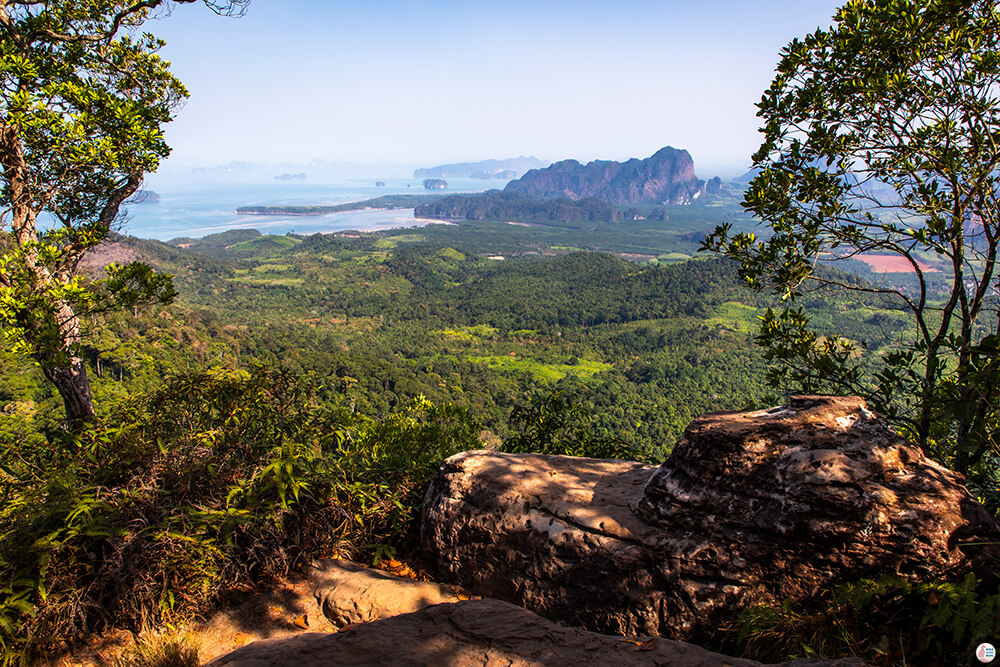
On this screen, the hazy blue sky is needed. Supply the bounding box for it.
[150,0,845,177]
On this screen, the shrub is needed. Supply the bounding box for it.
[0,368,479,664]
[734,573,1000,666]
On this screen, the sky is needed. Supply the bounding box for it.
[149,0,846,178]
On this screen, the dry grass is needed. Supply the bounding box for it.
[109,632,199,667]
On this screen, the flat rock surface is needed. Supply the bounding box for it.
[205,598,864,667]
[422,396,1000,640]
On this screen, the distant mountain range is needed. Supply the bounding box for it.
[413,156,549,180]
[504,147,706,205]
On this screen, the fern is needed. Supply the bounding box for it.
[921,574,1000,646]
[738,574,1000,665]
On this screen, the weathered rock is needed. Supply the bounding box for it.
[309,558,468,626]
[205,598,864,666]
[421,396,1000,640]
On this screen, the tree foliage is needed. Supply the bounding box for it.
[0,0,242,426]
[502,389,638,459]
[704,0,1000,483]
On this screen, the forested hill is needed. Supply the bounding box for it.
[414,190,621,224]
[22,234,906,462]
[380,249,764,328]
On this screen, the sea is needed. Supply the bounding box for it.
[111,167,498,241]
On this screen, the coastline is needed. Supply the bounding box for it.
[237,205,391,217]
[235,194,448,218]
[124,207,457,241]
[119,176,495,240]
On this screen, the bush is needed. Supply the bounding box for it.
[734,574,1000,666]
[0,368,480,664]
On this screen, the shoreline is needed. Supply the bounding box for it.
[235,193,447,217]
[129,210,459,242]
[236,205,391,217]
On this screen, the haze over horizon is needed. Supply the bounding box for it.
[151,0,845,179]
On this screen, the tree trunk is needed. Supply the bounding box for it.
[42,358,97,428]
[34,301,97,429]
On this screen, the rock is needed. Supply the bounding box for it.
[205,598,863,666]
[504,146,706,205]
[422,178,448,190]
[421,396,1000,641]
[309,558,468,626]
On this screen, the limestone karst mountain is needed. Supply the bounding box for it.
[503,146,706,205]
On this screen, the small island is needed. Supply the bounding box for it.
[423,178,448,190]
[275,173,307,181]
[128,189,160,204]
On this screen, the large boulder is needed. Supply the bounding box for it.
[421,396,1000,640]
[205,598,863,667]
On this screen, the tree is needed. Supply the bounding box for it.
[0,0,247,427]
[704,0,1000,479]
[504,389,636,460]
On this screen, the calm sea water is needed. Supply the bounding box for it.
[116,173,497,241]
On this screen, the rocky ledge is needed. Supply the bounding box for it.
[207,597,863,667]
[421,396,1000,640]
[310,558,468,627]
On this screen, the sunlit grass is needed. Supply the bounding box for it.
[436,324,499,340]
[657,252,691,263]
[704,301,761,331]
[228,276,305,287]
[469,355,612,383]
